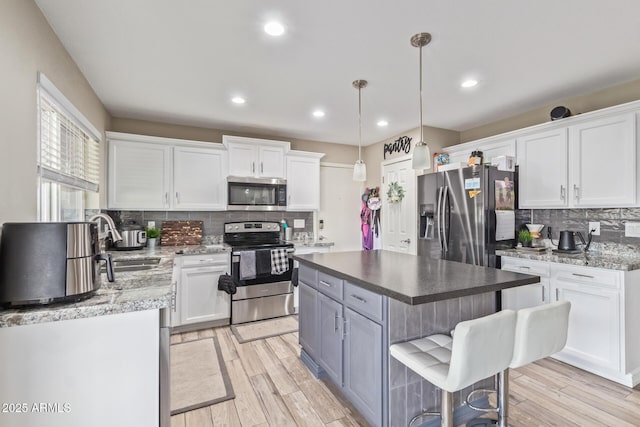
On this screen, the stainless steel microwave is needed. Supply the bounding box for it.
[227,176,287,211]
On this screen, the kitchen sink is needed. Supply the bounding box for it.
[101,257,161,273]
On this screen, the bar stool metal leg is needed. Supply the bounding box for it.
[441,390,454,427]
[497,369,509,427]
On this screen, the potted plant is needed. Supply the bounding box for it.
[146,227,160,250]
[518,229,533,248]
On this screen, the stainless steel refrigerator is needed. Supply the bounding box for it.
[418,165,516,267]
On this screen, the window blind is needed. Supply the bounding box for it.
[38,90,100,192]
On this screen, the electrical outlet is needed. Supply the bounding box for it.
[293,219,305,229]
[625,222,640,238]
[588,221,600,236]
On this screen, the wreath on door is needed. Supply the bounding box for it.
[386,181,405,203]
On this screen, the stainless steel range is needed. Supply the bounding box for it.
[224,221,294,324]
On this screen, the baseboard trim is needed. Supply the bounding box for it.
[300,349,326,379]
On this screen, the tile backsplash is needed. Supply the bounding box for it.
[516,208,640,246]
[106,210,314,238]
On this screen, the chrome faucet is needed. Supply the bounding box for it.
[89,213,123,244]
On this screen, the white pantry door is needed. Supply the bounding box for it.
[382,157,416,254]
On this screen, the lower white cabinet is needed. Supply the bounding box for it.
[501,257,550,310]
[501,256,640,386]
[172,252,230,328]
[550,264,621,374]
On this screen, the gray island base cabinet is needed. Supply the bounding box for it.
[295,250,538,427]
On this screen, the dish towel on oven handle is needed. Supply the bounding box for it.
[271,248,289,275]
[238,250,256,280]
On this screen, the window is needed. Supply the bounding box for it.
[37,73,101,221]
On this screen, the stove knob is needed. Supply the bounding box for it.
[234,225,239,230]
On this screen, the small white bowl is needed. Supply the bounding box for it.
[526,224,544,233]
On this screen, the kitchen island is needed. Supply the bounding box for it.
[293,250,539,427]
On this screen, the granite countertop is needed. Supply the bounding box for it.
[293,250,539,305]
[496,248,640,271]
[0,244,230,328]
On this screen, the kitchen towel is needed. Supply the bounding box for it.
[255,249,272,276]
[270,249,289,275]
[238,251,256,280]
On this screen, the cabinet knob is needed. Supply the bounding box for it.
[261,162,264,174]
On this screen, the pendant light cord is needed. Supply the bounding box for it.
[358,86,362,161]
[419,43,424,143]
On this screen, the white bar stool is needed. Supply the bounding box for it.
[467,301,571,427]
[390,310,517,427]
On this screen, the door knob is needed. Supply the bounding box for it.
[401,238,411,244]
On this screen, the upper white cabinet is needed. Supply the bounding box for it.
[518,112,636,208]
[223,135,290,179]
[173,146,227,210]
[107,132,227,210]
[517,128,569,208]
[286,151,324,211]
[108,140,172,209]
[569,113,636,207]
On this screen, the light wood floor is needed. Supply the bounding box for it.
[170,326,640,427]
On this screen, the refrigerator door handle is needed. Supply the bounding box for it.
[442,186,449,253]
[437,186,443,250]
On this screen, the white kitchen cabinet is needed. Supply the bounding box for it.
[502,256,640,387]
[569,113,636,207]
[517,112,636,209]
[517,128,569,208]
[108,139,172,209]
[173,145,227,210]
[0,310,160,427]
[173,253,231,328]
[223,135,289,179]
[501,257,550,310]
[286,151,325,211]
[107,132,227,211]
[550,264,621,374]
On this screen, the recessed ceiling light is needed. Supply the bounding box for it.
[461,79,478,88]
[264,21,285,36]
[312,110,325,118]
[231,96,246,104]
[377,120,389,127]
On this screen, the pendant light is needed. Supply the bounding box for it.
[410,33,432,170]
[352,79,368,182]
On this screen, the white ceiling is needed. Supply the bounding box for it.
[35,0,640,146]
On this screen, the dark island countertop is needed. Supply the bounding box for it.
[293,250,540,305]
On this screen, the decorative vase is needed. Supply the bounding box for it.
[147,238,157,250]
